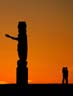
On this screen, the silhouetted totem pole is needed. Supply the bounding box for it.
[5,21,28,87]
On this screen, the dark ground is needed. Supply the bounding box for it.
[0,84,73,96]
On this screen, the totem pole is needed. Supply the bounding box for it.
[5,21,28,87]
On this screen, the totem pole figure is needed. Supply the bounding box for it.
[62,67,68,84]
[5,21,28,87]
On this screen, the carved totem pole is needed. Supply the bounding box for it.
[5,21,28,87]
[17,21,28,86]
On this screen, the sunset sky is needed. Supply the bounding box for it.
[0,0,73,84]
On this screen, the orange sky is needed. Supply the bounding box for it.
[0,0,73,84]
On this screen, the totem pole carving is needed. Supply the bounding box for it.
[5,21,28,86]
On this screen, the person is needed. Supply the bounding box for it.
[62,67,68,84]
[5,21,27,61]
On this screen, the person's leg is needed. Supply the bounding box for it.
[62,77,64,84]
[66,77,68,84]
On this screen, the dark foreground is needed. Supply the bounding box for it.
[0,84,73,95]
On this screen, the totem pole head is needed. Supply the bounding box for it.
[18,21,27,33]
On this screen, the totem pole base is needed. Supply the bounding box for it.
[16,60,28,87]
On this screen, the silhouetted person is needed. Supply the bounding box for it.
[5,21,27,62]
[62,67,68,84]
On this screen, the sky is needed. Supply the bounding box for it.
[0,0,73,84]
